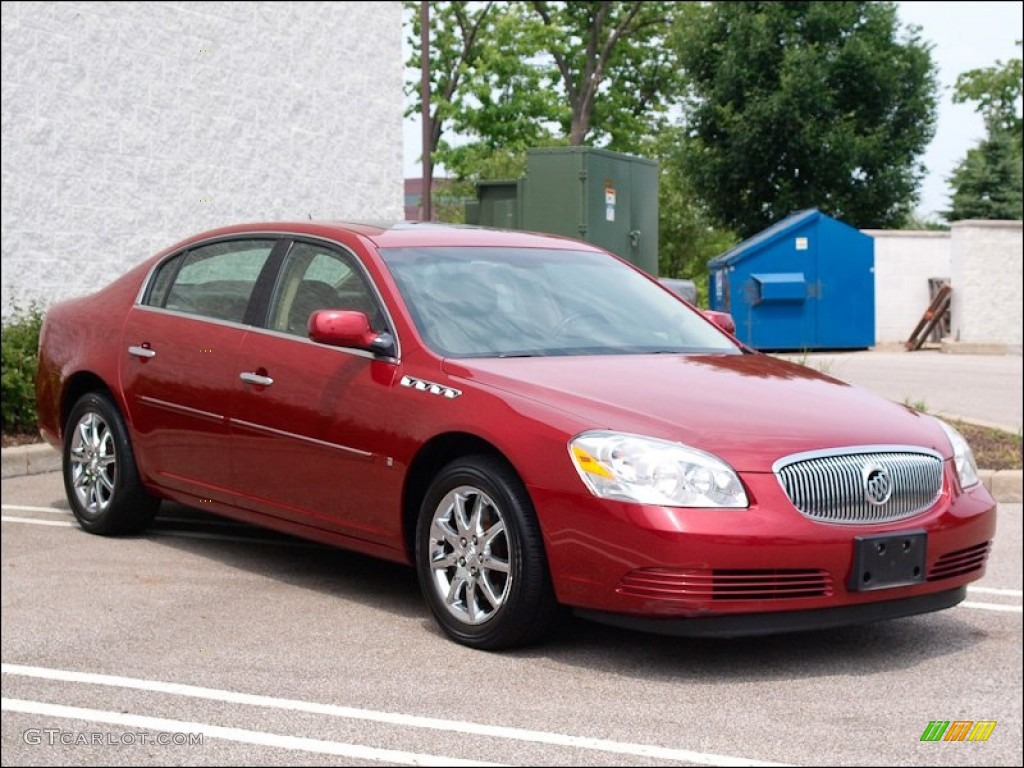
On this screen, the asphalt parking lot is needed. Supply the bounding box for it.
[2,468,1021,767]
[3,347,1021,765]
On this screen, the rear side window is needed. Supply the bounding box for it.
[144,239,276,324]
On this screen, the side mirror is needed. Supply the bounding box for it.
[308,310,394,356]
[703,309,736,335]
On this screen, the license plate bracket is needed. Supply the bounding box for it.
[848,531,927,591]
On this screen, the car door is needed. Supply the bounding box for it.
[230,239,402,547]
[120,237,281,501]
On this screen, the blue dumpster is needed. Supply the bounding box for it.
[708,209,874,350]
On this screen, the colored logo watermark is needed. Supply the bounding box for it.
[920,720,997,742]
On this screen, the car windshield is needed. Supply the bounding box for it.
[379,246,741,358]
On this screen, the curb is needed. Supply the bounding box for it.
[3,443,1022,503]
[1,443,61,479]
[977,469,1023,504]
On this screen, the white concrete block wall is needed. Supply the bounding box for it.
[949,220,1024,350]
[1,1,403,317]
[863,230,951,344]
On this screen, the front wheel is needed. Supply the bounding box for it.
[63,392,158,535]
[416,455,558,650]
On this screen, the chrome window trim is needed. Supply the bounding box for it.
[132,305,385,363]
[132,304,252,333]
[134,230,402,363]
[244,324,383,362]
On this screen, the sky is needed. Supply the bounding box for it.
[896,1,1023,218]
[403,1,1023,222]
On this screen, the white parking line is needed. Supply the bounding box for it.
[0,516,74,528]
[967,586,1024,597]
[958,602,1023,613]
[0,504,69,514]
[1,663,789,767]
[1,697,501,767]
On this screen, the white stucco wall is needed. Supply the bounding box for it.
[949,220,1024,350]
[1,1,403,316]
[863,229,951,345]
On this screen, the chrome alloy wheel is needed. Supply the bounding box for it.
[68,411,118,517]
[428,485,512,625]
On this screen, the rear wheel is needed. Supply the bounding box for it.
[416,455,558,650]
[63,392,158,535]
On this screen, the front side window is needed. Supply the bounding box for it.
[267,241,384,337]
[147,239,275,323]
[379,246,741,358]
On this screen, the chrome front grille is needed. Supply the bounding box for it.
[775,447,944,524]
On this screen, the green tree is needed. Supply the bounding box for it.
[675,1,938,238]
[953,41,1023,150]
[524,1,683,150]
[655,127,738,305]
[946,42,1023,221]
[408,1,683,180]
[404,1,502,193]
[945,125,1023,221]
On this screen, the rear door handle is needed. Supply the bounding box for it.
[239,372,274,387]
[128,345,156,359]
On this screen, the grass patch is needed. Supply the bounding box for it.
[947,419,1023,471]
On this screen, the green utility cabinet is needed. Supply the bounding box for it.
[468,147,659,276]
[473,180,521,230]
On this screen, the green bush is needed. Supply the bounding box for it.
[1,303,45,435]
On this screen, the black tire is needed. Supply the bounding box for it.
[62,392,159,535]
[415,454,558,650]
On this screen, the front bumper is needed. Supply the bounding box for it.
[575,586,968,638]
[533,463,997,624]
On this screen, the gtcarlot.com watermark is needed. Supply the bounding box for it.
[23,728,203,747]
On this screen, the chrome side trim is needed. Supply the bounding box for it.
[137,396,223,424]
[231,418,373,458]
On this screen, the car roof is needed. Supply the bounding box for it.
[177,220,605,252]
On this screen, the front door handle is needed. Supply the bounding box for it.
[239,371,274,387]
[128,345,156,359]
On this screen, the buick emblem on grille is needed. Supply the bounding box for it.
[862,464,893,506]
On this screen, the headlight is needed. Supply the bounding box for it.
[569,431,748,508]
[936,419,980,488]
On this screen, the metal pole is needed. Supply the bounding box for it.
[420,0,432,221]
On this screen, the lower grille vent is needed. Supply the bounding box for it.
[618,568,832,601]
[928,541,991,581]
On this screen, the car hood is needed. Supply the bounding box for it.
[443,353,950,472]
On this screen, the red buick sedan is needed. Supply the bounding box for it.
[36,221,996,649]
